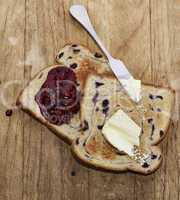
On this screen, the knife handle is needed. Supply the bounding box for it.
[69,5,111,59]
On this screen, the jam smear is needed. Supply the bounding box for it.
[35,66,80,125]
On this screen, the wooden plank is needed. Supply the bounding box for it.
[0,0,25,200]
[22,0,89,200]
[57,1,89,200]
[21,0,66,199]
[146,1,180,200]
[22,0,63,199]
[134,0,169,199]
[87,1,153,200]
[0,0,180,199]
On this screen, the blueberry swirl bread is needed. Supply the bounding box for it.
[17,44,174,174]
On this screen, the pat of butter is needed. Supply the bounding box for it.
[102,109,151,165]
[121,77,141,102]
[102,109,141,156]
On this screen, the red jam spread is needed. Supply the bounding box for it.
[35,66,80,125]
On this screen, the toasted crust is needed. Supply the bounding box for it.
[18,105,73,144]
[71,144,162,175]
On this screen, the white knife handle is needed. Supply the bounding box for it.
[70,5,111,59]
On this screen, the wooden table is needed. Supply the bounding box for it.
[0,0,180,199]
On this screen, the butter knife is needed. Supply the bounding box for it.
[70,5,141,102]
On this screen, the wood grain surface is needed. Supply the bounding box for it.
[0,0,180,199]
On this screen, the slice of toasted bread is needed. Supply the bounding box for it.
[71,74,174,174]
[18,43,174,174]
[17,44,111,143]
